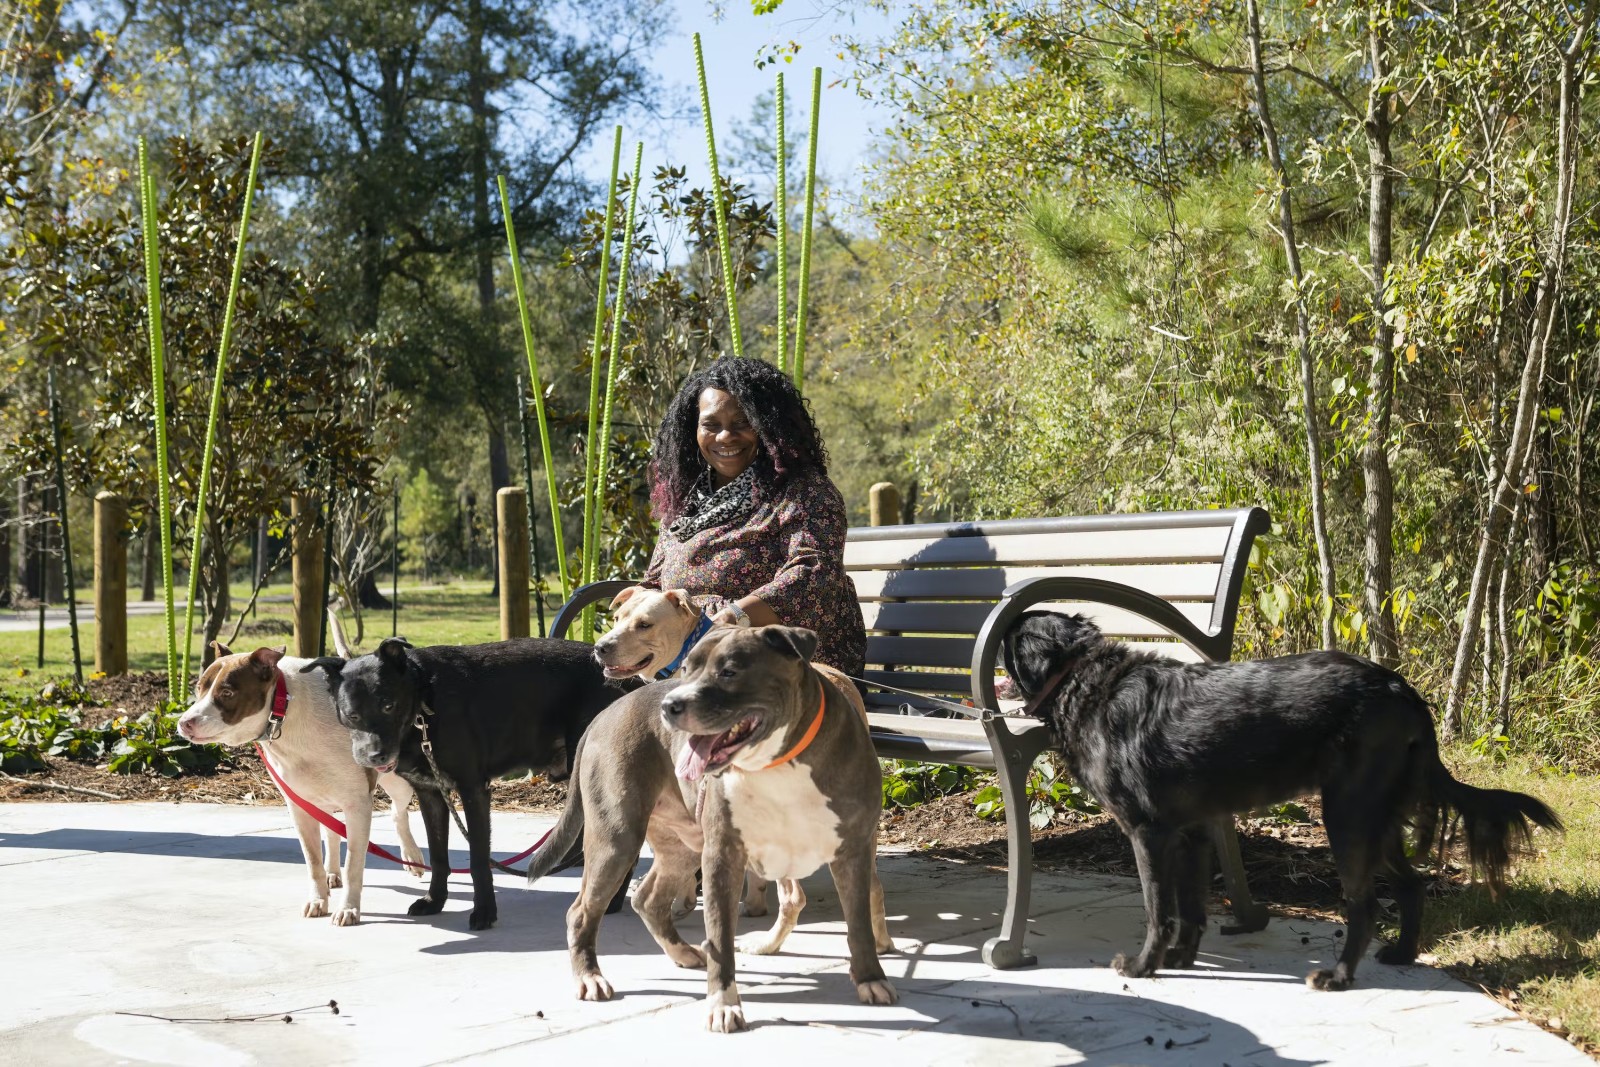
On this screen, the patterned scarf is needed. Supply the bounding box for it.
[667,466,760,540]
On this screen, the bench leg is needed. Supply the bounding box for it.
[1210,816,1269,934]
[980,717,1049,969]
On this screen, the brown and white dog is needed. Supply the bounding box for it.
[177,643,425,925]
[592,586,709,682]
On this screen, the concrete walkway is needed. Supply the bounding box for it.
[0,802,1584,1066]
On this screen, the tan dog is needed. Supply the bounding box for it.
[594,586,869,720]
[592,587,708,681]
[177,644,425,925]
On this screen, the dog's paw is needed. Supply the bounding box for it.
[876,933,896,954]
[407,895,445,917]
[735,932,782,956]
[1161,945,1198,969]
[467,907,498,931]
[576,974,614,1002]
[303,898,330,919]
[1111,953,1156,978]
[665,942,706,969]
[856,978,897,1006]
[1375,943,1417,966]
[331,906,360,927]
[705,989,745,1033]
[1306,968,1353,991]
[403,851,427,879]
[326,869,343,890]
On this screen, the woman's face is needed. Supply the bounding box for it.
[696,387,759,487]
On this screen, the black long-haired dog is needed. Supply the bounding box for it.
[1001,610,1561,990]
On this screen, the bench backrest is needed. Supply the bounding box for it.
[845,508,1270,713]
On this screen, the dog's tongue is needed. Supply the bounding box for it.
[676,735,718,781]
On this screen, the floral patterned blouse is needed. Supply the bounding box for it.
[642,471,866,676]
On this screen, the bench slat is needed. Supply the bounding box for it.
[850,564,1223,602]
[844,525,1232,569]
[862,600,1214,638]
[866,635,974,669]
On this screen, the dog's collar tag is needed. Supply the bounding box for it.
[657,612,716,679]
[760,686,826,771]
[257,670,290,743]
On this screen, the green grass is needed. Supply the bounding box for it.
[0,580,571,696]
[1420,752,1600,1051]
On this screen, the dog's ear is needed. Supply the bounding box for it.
[298,656,346,681]
[762,626,818,663]
[211,640,232,659]
[609,586,640,611]
[248,646,284,681]
[378,637,410,671]
[664,589,698,618]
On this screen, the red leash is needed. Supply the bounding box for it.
[255,744,553,876]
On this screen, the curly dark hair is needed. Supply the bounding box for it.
[650,357,830,522]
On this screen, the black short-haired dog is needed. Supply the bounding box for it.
[1001,610,1561,990]
[308,637,628,930]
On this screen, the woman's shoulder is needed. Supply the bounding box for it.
[770,468,845,508]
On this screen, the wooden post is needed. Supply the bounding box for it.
[94,492,128,676]
[497,487,530,640]
[869,482,902,527]
[290,492,324,658]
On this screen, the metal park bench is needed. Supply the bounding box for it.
[552,505,1273,971]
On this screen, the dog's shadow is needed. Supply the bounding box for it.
[620,971,1323,1066]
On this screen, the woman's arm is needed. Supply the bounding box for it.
[717,476,848,630]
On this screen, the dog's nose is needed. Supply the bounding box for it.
[660,692,685,719]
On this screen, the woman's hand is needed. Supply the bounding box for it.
[711,597,778,629]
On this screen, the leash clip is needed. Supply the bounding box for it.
[414,712,433,755]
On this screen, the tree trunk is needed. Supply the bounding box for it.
[1247,0,1339,651]
[141,525,156,601]
[1443,1,1597,736]
[0,487,11,607]
[469,0,508,594]
[358,571,392,609]
[1361,16,1400,668]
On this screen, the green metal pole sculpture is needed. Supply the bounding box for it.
[516,380,547,637]
[585,141,645,635]
[498,175,571,604]
[137,138,178,699]
[792,67,822,392]
[180,131,263,693]
[693,32,745,358]
[581,129,623,616]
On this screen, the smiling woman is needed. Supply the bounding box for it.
[642,358,866,675]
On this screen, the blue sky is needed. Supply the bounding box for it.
[575,0,900,204]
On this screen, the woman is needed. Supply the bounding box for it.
[640,357,866,677]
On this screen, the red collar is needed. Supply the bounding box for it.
[260,669,290,742]
[761,684,825,770]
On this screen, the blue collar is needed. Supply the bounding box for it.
[657,612,716,679]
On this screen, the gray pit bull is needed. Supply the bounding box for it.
[524,624,895,1032]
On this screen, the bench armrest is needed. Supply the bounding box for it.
[550,579,640,641]
[968,576,1234,709]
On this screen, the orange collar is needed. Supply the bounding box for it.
[760,684,826,770]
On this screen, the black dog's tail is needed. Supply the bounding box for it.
[525,735,588,884]
[1413,721,1562,889]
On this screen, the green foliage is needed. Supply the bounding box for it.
[973,757,1100,830]
[0,689,226,778]
[880,760,980,808]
